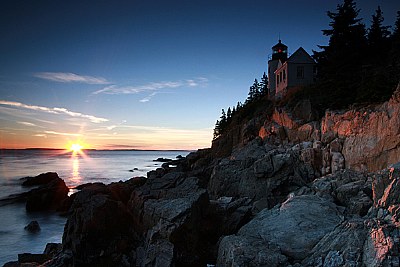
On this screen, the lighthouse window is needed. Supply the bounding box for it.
[297,66,304,79]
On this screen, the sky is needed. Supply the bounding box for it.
[0,0,399,150]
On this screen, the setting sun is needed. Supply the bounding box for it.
[70,143,83,153]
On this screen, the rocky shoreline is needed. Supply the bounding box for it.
[4,84,400,266]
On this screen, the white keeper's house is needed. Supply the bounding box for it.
[268,40,317,98]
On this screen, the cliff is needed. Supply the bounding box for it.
[7,83,400,267]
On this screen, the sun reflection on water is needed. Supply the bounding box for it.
[71,155,82,185]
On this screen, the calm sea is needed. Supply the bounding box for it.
[0,149,189,265]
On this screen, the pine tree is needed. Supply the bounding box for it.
[367,6,390,65]
[219,109,227,134]
[253,79,261,99]
[213,120,220,140]
[314,0,367,106]
[231,106,236,117]
[246,84,255,103]
[227,107,232,120]
[392,11,400,66]
[236,102,242,111]
[360,7,398,102]
[260,72,269,96]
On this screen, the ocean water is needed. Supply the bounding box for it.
[0,149,189,265]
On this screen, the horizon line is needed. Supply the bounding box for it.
[0,147,196,152]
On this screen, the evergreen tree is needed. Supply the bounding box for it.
[359,7,399,102]
[219,109,227,133]
[231,106,236,117]
[253,79,261,99]
[227,107,232,120]
[260,72,269,96]
[246,84,255,103]
[213,120,220,140]
[236,102,242,111]
[392,11,400,67]
[367,6,391,65]
[314,0,367,106]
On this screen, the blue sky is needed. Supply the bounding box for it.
[0,0,399,149]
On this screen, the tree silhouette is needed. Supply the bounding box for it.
[313,0,367,106]
[213,120,220,140]
[260,72,269,96]
[227,107,232,120]
[367,6,391,65]
[392,11,400,67]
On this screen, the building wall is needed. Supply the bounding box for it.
[275,64,288,95]
[268,60,278,95]
[287,63,315,88]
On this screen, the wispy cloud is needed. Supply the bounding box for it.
[139,92,157,103]
[93,78,208,95]
[0,100,108,123]
[44,131,82,136]
[34,72,110,84]
[17,121,37,127]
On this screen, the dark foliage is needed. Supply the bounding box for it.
[309,1,399,110]
[213,73,269,140]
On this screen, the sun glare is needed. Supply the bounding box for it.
[70,143,83,153]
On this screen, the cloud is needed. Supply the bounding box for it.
[44,131,81,136]
[139,92,157,103]
[0,100,108,123]
[17,121,37,127]
[93,78,208,95]
[34,72,110,84]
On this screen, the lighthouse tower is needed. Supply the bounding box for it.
[268,40,288,96]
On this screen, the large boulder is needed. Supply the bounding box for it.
[217,195,343,265]
[25,173,69,212]
[21,172,60,186]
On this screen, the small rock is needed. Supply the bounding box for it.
[153,157,172,162]
[24,221,41,233]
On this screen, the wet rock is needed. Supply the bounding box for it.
[24,221,40,233]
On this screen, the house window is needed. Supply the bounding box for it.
[277,74,280,85]
[297,66,304,79]
[283,69,286,80]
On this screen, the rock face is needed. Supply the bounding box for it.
[208,138,315,206]
[321,93,400,171]
[129,172,209,267]
[217,195,343,266]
